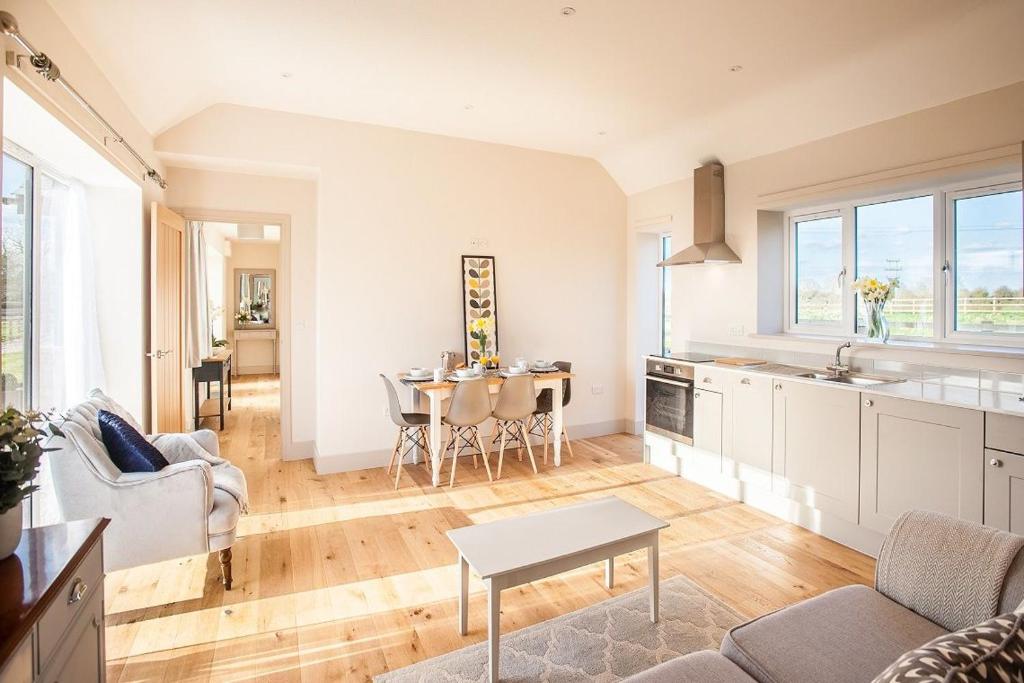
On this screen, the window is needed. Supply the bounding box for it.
[786,178,1023,345]
[1,153,32,410]
[855,195,934,337]
[950,187,1023,336]
[793,214,843,328]
[660,234,672,355]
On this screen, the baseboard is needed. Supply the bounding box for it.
[283,439,315,461]
[235,365,278,375]
[313,418,630,475]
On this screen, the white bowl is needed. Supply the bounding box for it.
[455,368,475,378]
[409,367,430,378]
[534,360,549,368]
[506,366,526,375]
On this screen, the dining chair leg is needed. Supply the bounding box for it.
[562,424,576,458]
[387,428,402,475]
[473,428,493,482]
[421,427,433,473]
[497,424,508,480]
[519,420,538,474]
[394,429,405,490]
[449,427,460,488]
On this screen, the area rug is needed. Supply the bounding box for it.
[374,574,744,682]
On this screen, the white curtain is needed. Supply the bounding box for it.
[37,175,106,410]
[185,220,211,368]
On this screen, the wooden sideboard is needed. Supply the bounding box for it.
[0,518,109,683]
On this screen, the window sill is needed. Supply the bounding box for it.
[749,333,1024,361]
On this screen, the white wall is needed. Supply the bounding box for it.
[164,166,318,459]
[157,106,627,471]
[227,241,280,372]
[626,81,1024,424]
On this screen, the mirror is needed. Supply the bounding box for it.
[234,269,275,328]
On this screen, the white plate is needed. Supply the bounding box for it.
[530,365,559,373]
[403,374,434,382]
[500,369,530,378]
[447,373,483,382]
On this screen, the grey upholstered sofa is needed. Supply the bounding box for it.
[628,510,1024,683]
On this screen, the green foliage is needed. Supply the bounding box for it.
[0,407,63,514]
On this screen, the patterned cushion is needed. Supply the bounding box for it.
[98,410,169,472]
[873,612,1024,682]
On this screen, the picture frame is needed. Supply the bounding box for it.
[461,255,499,365]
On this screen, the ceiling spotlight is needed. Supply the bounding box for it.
[281,72,293,79]
[597,131,607,136]
[464,104,474,110]
[561,6,576,16]
[728,65,743,72]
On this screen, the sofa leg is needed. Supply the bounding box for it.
[219,548,233,590]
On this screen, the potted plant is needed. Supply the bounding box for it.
[0,407,62,559]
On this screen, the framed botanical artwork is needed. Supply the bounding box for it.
[461,255,499,366]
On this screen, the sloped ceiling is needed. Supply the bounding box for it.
[49,0,1024,193]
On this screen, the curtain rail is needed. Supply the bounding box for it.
[0,10,167,189]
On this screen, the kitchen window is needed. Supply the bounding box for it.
[786,177,1023,345]
[660,234,672,355]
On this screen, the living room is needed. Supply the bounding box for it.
[0,1,1023,682]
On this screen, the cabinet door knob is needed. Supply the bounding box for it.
[864,399,873,407]
[774,383,782,391]
[740,378,751,385]
[991,458,1003,468]
[702,377,712,384]
[694,391,701,399]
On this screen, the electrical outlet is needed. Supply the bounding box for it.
[591,384,604,395]
[729,324,745,337]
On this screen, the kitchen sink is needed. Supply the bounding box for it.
[794,371,903,387]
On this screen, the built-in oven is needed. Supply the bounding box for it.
[645,358,694,445]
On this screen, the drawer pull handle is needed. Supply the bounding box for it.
[774,384,782,391]
[702,377,712,384]
[864,400,873,407]
[68,578,88,605]
[740,378,751,385]
[991,458,1003,468]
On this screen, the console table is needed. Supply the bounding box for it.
[193,348,232,430]
[232,328,278,375]
[0,518,109,683]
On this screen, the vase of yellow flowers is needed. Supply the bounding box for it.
[467,317,497,368]
[852,276,899,343]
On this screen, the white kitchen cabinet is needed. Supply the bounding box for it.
[693,388,723,456]
[723,372,773,484]
[772,379,861,523]
[860,395,983,534]
[985,450,1024,533]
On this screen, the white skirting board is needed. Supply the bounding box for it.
[313,418,631,475]
[645,432,885,558]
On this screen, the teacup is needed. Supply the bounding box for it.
[534,359,549,368]
[409,367,430,378]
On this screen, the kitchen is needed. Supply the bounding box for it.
[638,151,1024,556]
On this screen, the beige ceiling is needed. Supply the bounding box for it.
[49,0,1024,193]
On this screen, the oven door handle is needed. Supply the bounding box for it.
[646,375,693,389]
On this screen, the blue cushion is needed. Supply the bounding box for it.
[98,410,169,472]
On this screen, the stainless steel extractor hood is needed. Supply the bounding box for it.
[658,162,741,266]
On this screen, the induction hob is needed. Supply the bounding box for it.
[656,352,718,363]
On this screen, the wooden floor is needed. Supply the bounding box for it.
[104,375,874,682]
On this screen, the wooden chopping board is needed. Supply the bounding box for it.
[714,357,768,367]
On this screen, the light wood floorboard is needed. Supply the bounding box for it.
[104,374,874,682]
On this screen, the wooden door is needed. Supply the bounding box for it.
[859,394,983,533]
[150,202,185,432]
[693,389,723,456]
[985,450,1024,532]
[772,379,860,523]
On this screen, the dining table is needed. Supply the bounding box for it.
[398,370,574,487]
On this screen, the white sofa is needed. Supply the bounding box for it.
[48,389,248,588]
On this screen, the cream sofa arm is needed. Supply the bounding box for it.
[101,461,216,571]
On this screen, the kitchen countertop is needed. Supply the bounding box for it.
[645,355,1024,418]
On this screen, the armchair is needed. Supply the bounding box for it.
[48,389,248,588]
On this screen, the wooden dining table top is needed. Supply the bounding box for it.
[398,371,573,392]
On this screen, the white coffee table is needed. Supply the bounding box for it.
[447,496,669,682]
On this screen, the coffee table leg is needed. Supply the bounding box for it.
[648,536,659,623]
[459,554,469,635]
[605,557,614,589]
[487,579,500,682]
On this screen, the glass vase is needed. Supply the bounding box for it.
[866,301,890,343]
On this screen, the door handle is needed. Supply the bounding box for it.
[146,349,173,359]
